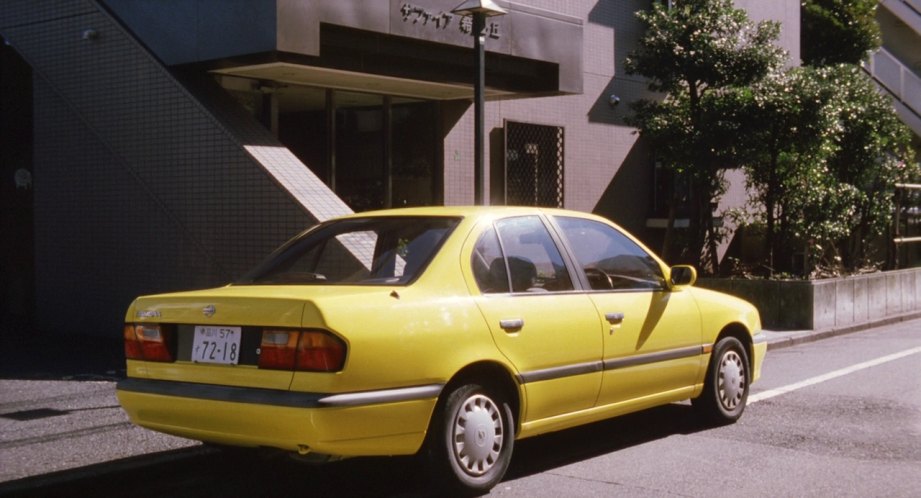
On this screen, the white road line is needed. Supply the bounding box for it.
[748,346,921,404]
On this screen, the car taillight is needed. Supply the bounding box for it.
[124,324,175,362]
[258,329,346,372]
[258,330,299,370]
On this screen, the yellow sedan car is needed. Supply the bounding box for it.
[117,206,765,494]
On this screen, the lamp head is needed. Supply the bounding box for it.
[451,0,508,17]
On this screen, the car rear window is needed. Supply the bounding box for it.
[238,216,460,285]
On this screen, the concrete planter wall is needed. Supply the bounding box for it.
[698,267,921,330]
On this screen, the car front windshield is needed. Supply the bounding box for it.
[237,216,460,285]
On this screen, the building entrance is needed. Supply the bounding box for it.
[224,78,440,212]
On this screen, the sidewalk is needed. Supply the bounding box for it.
[0,326,203,492]
[1,314,919,493]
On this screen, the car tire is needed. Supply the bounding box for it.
[426,382,514,496]
[692,336,750,424]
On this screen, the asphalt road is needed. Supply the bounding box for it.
[2,319,919,497]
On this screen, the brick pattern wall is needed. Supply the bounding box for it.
[33,81,222,334]
[442,0,652,233]
[1,0,349,335]
[443,0,801,239]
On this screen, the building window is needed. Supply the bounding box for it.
[503,121,564,207]
[221,76,439,211]
[650,160,691,219]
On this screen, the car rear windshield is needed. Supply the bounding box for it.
[237,216,461,285]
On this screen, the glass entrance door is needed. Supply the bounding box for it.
[391,97,437,208]
[269,84,438,212]
[334,91,385,211]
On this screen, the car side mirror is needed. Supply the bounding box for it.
[669,265,697,288]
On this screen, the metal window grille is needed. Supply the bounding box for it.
[504,120,564,207]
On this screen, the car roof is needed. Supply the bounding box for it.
[320,206,669,272]
[333,205,601,221]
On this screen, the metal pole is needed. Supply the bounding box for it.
[473,12,487,206]
[893,186,903,269]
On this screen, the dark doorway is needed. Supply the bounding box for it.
[0,38,35,329]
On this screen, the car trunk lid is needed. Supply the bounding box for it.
[128,286,317,390]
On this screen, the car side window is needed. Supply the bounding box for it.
[472,225,510,293]
[472,217,575,294]
[499,216,574,293]
[555,216,665,291]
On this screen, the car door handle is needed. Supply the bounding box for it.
[499,318,524,332]
[605,312,625,324]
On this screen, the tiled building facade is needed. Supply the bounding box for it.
[871,0,921,140]
[1,0,803,337]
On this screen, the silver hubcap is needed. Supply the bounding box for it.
[452,394,504,477]
[717,350,746,410]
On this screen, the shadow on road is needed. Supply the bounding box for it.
[507,403,704,480]
[0,404,711,498]
[0,328,124,381]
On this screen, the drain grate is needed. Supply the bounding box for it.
[0,408,70,421]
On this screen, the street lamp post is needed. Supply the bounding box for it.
[452,0,507,206]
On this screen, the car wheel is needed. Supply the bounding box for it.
[693,336,749,424]
[426,382,514,495]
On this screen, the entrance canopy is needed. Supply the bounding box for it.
[106,0,583,98]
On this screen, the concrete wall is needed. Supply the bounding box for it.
[736,0,801,65]
[700,268,921,330]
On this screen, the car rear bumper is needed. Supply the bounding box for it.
[116,378,441,457]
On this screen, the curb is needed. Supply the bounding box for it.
[0,445,216,496]
[765,310,921,351]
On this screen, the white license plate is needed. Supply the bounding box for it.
[192,326,242,365]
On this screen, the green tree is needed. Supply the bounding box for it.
[739,65,917,275]
[625,0,786,272]
[820,65,917,269]
[801,0,881,66]
[735,67,838,272]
